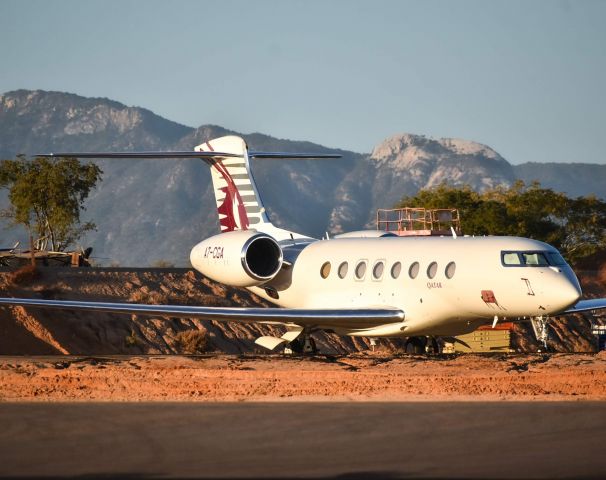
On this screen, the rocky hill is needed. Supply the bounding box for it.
[1,90,605,265]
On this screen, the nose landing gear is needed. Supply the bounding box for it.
[530,316,550,351]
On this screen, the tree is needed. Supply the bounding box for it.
[396,181,606,265]
[397,184,510,236]
[0,156,102,253]
[561,195,606,261]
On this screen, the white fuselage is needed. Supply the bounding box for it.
[243,235,582,337]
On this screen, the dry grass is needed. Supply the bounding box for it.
[175,329,209,354]
[129,290,170,304]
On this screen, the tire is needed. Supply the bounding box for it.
[305,338,318,354]
[288,338,305,354]
[405,337,424,355]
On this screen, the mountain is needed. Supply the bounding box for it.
[0,89,190,156]
[328,133,517,232]
[1,90,605,265]
[0,90,358,265]
[513,162,606,198]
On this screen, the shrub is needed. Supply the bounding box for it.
[175,329,209,354]
[125,329,139,347]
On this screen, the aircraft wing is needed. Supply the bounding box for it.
[563,298,606,314]
[0,297,403,329]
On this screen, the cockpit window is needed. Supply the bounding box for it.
[502,252,522,265]
[521,252,549,266]
[502,250,566,267]
[546,252,567,266]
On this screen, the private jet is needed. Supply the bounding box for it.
[1,135,604,353]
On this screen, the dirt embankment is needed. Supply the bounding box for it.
[0,268,391,355]
[0,267,604,355]
[1,353,606,402]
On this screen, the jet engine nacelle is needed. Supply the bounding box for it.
[190,230,283,287]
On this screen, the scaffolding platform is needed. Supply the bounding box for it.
[377,207,461,236]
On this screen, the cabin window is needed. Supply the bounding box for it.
[408,262,420,279]
[338,262,348,279]
[391,262,402,279]
[372,261,385,280]
[355,261,367,280]
[445,261,456,279]
[320,261,331,279]
[427,262,438,279]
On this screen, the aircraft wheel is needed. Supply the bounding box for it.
[427,337,440,354]
[288,338,305,354]
[405,337,425,355]
[288,336,318,355]
[304,337,318,354]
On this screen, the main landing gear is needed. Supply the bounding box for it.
[404,337,425,354]
[285,329,318,355]
[285,334,439,356]
[403,336,440,355]
[255,326,318,354]
[282,333,439,356]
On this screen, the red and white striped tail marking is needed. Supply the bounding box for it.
[195,136,264,233]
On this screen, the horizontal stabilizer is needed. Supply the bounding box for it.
[35,152,342,159]
[248,152,341,159]
[36,151,241,159]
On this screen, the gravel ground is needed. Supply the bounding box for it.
[2,352,606,402]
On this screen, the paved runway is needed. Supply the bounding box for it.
[0,402,605,479]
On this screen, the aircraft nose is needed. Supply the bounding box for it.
[566,282,582,304]
[558,277,582,310]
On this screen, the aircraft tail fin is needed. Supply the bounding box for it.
[196,136,310,241]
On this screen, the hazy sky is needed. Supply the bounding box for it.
[1,0,605,164]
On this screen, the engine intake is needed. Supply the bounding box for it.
[242,235,283,281]
[190,230,283,287]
